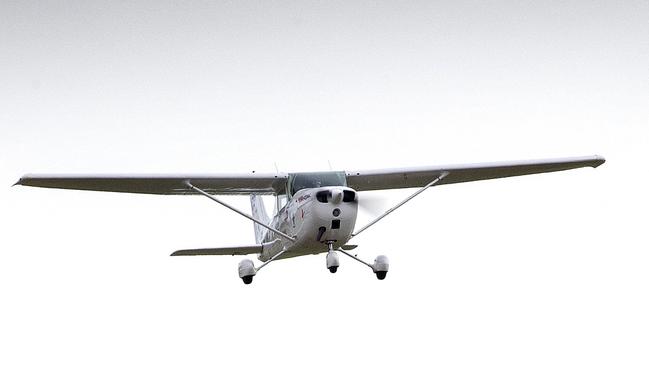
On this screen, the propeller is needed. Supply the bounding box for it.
[357,192,390,216]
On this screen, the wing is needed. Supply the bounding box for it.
[346,155,605,191]
[15,173,288,195]
[171,245,262,256]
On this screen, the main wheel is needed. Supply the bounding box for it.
[375,271,387,280]
[242,275,254,284]
[328,266,338,273]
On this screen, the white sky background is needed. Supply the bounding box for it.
[1,1,648,364]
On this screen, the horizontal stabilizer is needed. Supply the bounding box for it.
[171,245,262,256]
[341,245,358,250]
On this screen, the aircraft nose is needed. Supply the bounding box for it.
[330,188,343,204]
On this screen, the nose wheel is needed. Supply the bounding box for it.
[326,242,339,273]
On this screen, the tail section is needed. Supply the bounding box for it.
[250,194,271,244]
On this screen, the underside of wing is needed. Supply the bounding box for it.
[346,155,605,191]
[15,173,288,195]
[171,245,263,256]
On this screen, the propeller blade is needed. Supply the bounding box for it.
[357,192,389,215]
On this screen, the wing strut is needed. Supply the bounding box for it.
[336,248,375,270]
[351,172,449,239]
[185,181,296,242]
[255,247,288,273]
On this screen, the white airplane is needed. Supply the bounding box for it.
[16,155,605,284]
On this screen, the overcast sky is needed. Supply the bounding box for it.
[1,1,648,364]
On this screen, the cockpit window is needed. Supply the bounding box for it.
[288,172,347,196]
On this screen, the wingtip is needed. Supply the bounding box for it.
[592,155,606,167]
[13,174,32,187]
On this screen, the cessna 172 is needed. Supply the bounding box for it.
[16,155,605,284]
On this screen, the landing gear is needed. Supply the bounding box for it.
[238,259,256,285]
[237,248,287,285]
[326,242,339,274]
[372,255,389,280]
[335,249,389,280]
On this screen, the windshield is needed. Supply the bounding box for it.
[289,172,347,196]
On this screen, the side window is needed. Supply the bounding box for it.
[275,194,288,214]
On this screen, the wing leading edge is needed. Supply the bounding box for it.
[16,155,605,195]
[346,155,605,191]
[15,173,288,195]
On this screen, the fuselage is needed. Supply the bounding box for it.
[258,186,358,261]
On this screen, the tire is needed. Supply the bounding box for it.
[329,266,338,273]
[375,271,387,280]
[242,275,254,284]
